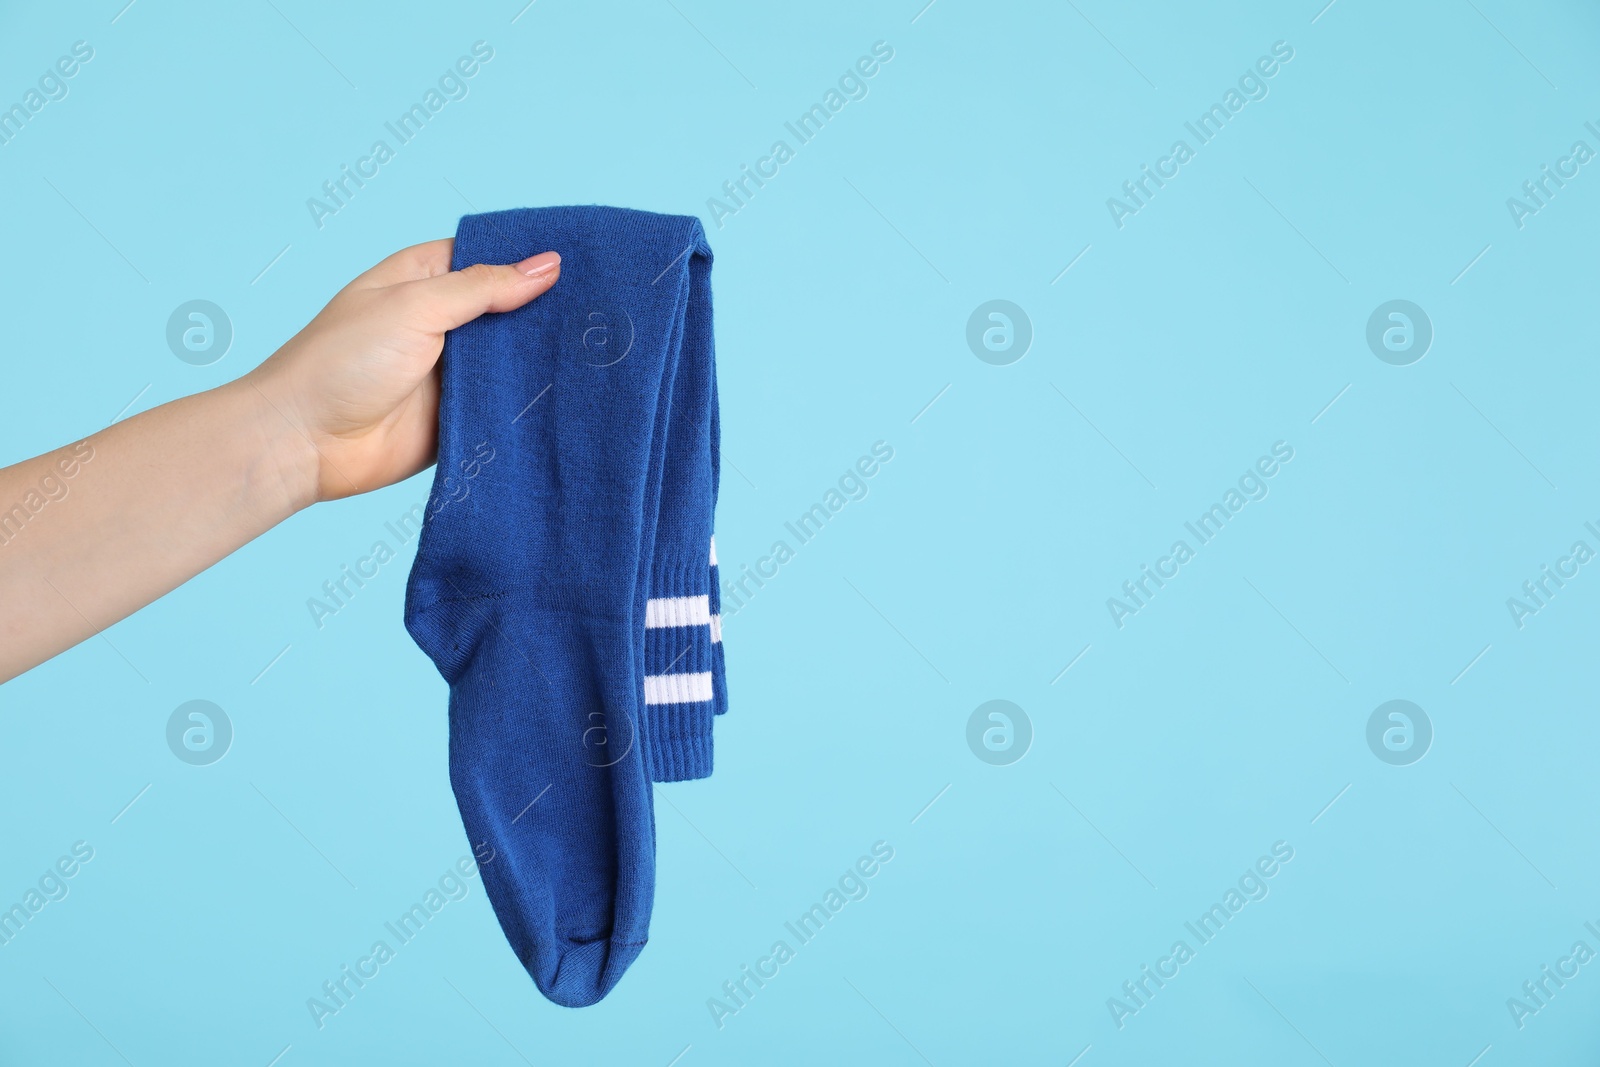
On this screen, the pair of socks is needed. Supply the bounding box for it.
[404,206,723,1007]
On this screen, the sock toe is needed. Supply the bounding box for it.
[530,934,648,1007]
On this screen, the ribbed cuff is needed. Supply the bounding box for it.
[711,637,727,716]
[645,702,714,782]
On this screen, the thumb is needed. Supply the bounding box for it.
[402,251,561,332]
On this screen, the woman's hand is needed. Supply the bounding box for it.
[0,239,559,681]
[247,239,560,504]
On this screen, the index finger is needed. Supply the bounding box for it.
[349,238,456,290]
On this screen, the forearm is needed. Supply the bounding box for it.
[0,377,315,681]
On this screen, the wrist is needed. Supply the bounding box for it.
[226,372,323,517]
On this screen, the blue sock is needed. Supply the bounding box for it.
[643,234,722,780]
[404,205,719,1007]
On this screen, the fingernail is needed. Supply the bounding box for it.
[518,251,560,278]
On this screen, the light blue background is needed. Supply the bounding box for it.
[3,0,1599,1062]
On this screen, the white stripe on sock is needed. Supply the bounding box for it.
[644,671,714,705]
[709,536,717,566]
[710,613,721,644]
[645,595,711,628]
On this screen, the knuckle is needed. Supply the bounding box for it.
[459,262,500,286]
